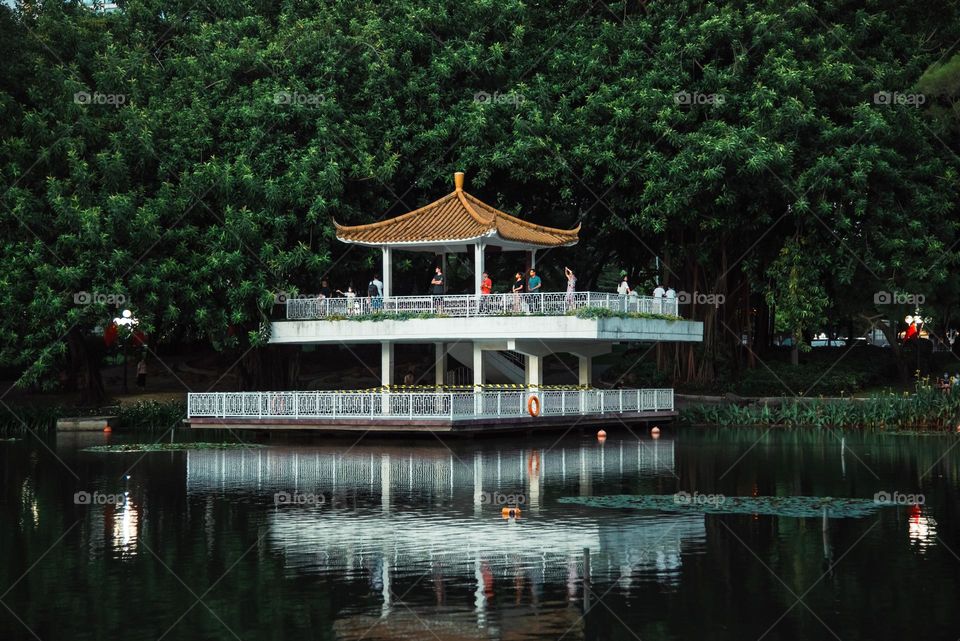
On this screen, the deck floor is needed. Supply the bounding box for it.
[187,410,677,433]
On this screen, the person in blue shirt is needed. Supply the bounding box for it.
[527,269,542,312]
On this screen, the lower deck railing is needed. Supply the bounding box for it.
[187,389,674,421]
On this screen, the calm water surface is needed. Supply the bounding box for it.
[2,427,959,640]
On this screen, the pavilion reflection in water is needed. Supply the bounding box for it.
[186,441,705,605]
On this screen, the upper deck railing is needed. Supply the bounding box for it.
[285,291,679,320]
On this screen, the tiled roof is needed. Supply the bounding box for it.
[334,173,580,248]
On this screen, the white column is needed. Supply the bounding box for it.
[578,356,592,387]
[473,342,484,415]
[473,342,484,387]
[530,249,537,269]
[381,341,394,386]
[473,242,485,295]
[381,247,392,300]
[525,354,543,387]
[435,342,446,385]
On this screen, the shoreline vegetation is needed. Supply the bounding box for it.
[680,379,960,431]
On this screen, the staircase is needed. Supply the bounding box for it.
[445,344,526,384]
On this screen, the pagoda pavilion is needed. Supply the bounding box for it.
[186,172,704,433]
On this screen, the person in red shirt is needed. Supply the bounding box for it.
[480,272,492,294]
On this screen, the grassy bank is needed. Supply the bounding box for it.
[0,400,187,435]
[680,380,960,430]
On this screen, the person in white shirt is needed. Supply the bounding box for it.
[617,276,631,311]
[652,284,665,314]
[661,287,677,314]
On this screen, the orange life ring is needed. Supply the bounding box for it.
[527,395,541,417]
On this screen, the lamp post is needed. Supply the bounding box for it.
[113,309,139,394]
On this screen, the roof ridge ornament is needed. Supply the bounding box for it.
[454,171,465,191]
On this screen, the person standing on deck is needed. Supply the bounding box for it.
[617,276,631,311]
[368,274,384,312]
[664,286,676,315]
[527,269,542,313]
[430,266,445,313]
[511,272,524,312]
[564,267,577,309]
[652,283,665,314]
[480,271,493,314]
[481,272,492,295]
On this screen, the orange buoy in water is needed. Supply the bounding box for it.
[502,506,521,519]
[103,426,112,433]
[597,429,607,440]
[651,426,661,436]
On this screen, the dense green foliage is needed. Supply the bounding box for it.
[2,0,959,398]
[681,381,960,429]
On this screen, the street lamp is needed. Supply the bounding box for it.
[112,309,139,394]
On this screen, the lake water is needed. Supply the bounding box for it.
[1,427,959,640]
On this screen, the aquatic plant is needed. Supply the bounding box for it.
[82,442,264,453]
[558,495,890,518]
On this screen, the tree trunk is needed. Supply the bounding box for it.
[67,327,106,406]
[239,344,302,391]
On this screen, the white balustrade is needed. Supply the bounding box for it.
[285,292,680,320]
[187,388,674,421]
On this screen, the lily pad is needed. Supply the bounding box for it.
[557,494,888,518]
[82,442,263,453]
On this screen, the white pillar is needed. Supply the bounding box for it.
[578,356,592,387]
[473,342,484,415]
[473,242,485,295]
[530,249,537,269]
[435,342,446,386]
[381,247,392,300]
[472,342,484,387]
[525,354,543,387]
[381,342,394,386]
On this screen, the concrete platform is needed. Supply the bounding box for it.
[56,415,118,432]
[187,410,676,434]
